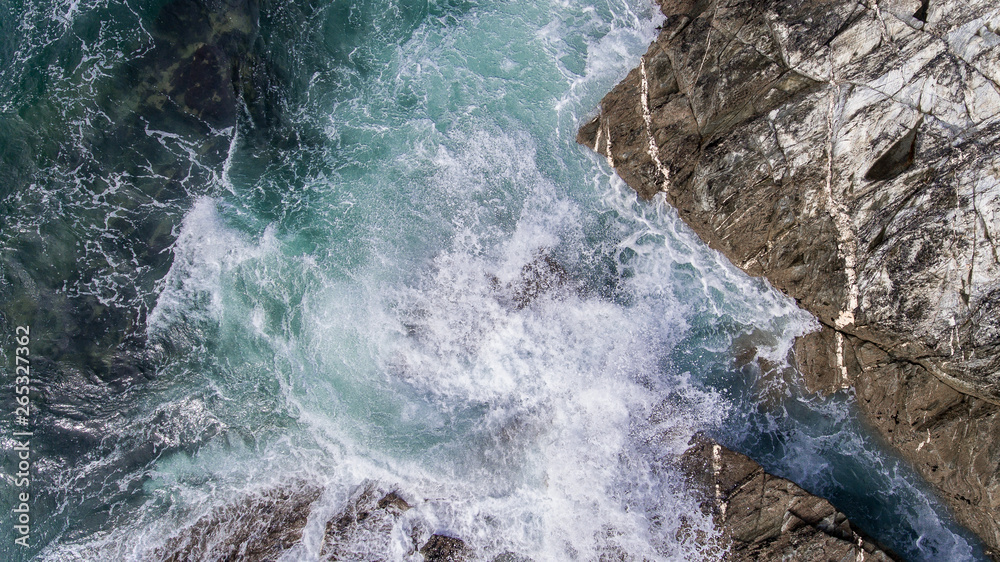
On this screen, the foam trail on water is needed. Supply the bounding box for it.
[357,130,726,559]
[40,127,728,561]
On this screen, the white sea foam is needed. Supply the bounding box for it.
[146,198,277,337]
[296,127,725,560]
[51,121,727,560]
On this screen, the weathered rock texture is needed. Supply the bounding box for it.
[156,480,441,561]
[153,479,541,562]
[681,436,898,561]
[579,0,1000,553]
[155,481,323,561]
[419,534,477,562]
[319,481,418,561]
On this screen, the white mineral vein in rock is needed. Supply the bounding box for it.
[640,57,671,192]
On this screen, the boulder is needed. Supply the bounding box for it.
[320,481,416,561]
[419,534,476,562]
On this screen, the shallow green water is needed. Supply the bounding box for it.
[0,0,989,560]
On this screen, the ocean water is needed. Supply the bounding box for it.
[0,0,989,560]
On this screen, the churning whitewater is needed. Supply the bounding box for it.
[0,0,987,560]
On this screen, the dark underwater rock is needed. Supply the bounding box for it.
[500,250,573,310]
[0,0,281,538]
[130,0,262,156]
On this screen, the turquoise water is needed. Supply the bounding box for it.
[0,0,988,560]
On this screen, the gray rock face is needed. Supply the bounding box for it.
[151,479,543,561]
[680,436,898,561]
[320,481,417,561]
[579,0,1000,554]
[419,534,476,562]
[155,481,323,561]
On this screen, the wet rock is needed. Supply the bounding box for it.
[681,435,898,561]
[503,250,572,309]
[420,534,475,562]
[581,0,1000,551]
[795,326,1000,558]
[580,0,1000,399]
[155,481,323,561]
[320,481,415,561]
[481,249,577,312]
[129,0,263,157]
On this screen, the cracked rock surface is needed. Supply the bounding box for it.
[681,436,898,561]
[580,0,1000,554]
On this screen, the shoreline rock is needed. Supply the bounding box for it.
[156,466,888,562]
[156,480,525,562]
[579,0,1000,555]
[155,481,323,561]
[680,435,899,561]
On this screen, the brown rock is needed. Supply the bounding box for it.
[320,481,415,561]
[793,327,1000,555]
[680,436,899,561]
[581,0,1000,552]
[155,481,323,562]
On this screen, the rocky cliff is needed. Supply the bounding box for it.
[578,0,1000,554]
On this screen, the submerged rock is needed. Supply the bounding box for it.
[681,436,898,561]
[132,0,262,142]
[420,534,476,562]
[495,250,574,310]
[0,0,286,526]
[320,481,415,561]
[107,0,274,175]
[580,0,1000,552]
